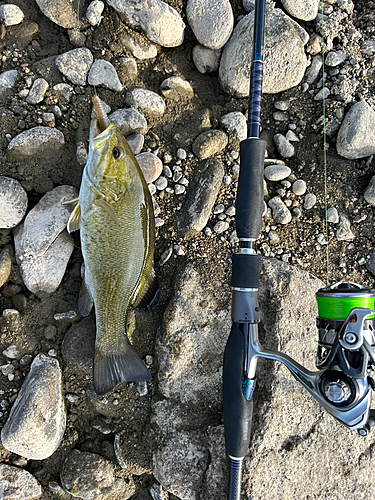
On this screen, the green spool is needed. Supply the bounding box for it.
[316,283,375,321]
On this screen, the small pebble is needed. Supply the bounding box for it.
[304,193,317,210]
[0,4,24,26]
[155,176,168,191]
[54,311,77,322]
[213,221,229,234]
[174,244,185,256]
[213,204,225,214]
[177,148,187,159]
[327,207,339,223]
[159,246,173,266]
[174,184,185,195]
[163,165,172,178]
[314,87,330,101]
[26,78,49,104]
[86,0,104,26]
[292,179,307,196]
[88,59,122,91]
[264,164,291,181]
[137,381,148,397]
[273,134,295,158]
[155,218,164,227]
[268,197,292,224]
[136,152,163,183]
[226,206,236,217]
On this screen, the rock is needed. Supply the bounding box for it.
[280,0,319,21]
[14,185,77,296]
[0,4,24,26]
[86,0,104,26]
[325,49,347,67]
[155,176,168,191]
[152,258,325,498]
[35,0,80,29]
[336,213,355,241]
[176,158,224,239]
[26,78,49,104]
[135,152,163,183]
[120,34,158,60]
[61,449,132,500]
[88,59,122,91]
[219,6,308,97]
[364,175,375,206]
[108,108,148,136]
[160,76,194,100]
[327,207,339,223]
[268,196,292,224]
[292,179,306,196]
[117,57,138,86]
[305,55,322,84]
[0,69,18,101]
[0,176,28,229]
[61,315,95,374]
[53,82,74,102]
[127,133,144,155]
[1,354,66,460]
[303,193,317,210]
[0,247,12,288]
[192,45,221,74]
[7,126,65,160]
[125,88,165,119]
[192,129,228,159]
[264,164,291,181]
[213,221,229,234]
[107,0,185,48]
[220,111,247,141]
[0,464,42,500]
[273,133,295,158]
[186,0,234,50]
[55,48,93,86]
[314,87,330,101]
[336,101,375,159]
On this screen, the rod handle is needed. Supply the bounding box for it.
[223,324,253,458]
[236,138,266,240]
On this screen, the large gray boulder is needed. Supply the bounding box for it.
[152,258,375,499]
[219,6,308,96]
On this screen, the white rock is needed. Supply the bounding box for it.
[336,101,375,160]
[160,76,194,100]
[268,196,292,224]
[125,88,165,119]
[273,133,295,158]
[1,354,66,460]
[14,185,77,296]
[0,4,24,26]
[264,164,291,181]
[280,0,319,21]
[88,59,122,91]
[304,193,317,210]
[0,464,42,499]
[107,0,185,47]
[109,108,148,136]
[192,45,221,74]
[35,0,80,29]
[55,48,93,86]
[186,0,234,50]
[86,0,104,26]
[53,82,74,102]
[136,152,163,183]
[7,127,65,160]
[26,78,49,104]
[0,176,28,229]
[292,179,306,196]
[220,111,247,141]
[0,69,18,96]
[219,7,308,97]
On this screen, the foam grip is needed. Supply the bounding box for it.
[223,324,253,458]
[236,138,266,240]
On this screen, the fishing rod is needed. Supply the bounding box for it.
[223,1,375,499]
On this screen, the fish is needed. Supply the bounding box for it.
[67,95,156,395]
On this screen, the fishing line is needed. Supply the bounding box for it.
[321,1,330,286]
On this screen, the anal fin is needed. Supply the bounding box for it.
[93,337,151,395]
[134,277,159,311]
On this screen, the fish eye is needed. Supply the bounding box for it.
[112,147,123,159]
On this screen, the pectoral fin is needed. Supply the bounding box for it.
[94,198,121,226]
[78,276,94,316]
[66,201,81,233]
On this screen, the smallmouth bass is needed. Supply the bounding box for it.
[67,95,156,395]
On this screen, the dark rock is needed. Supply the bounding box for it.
[175,158,224,239]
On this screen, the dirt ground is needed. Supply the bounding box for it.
[1,0,375,498]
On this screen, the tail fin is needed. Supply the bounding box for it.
[93,337,151,395]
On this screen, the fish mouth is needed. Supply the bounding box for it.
[90,120,116,151]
